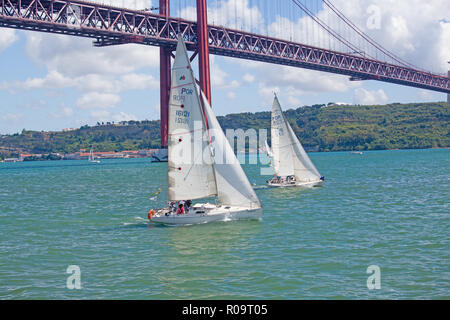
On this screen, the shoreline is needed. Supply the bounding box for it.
[2,147,448,163]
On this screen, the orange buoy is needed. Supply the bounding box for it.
[148,209,155,220]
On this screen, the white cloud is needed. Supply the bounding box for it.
[62,107,74,117]
[98,0,151,10]
[179,0,264,32]
[76,92,121,109]
[243,74,255,83]
[112,112,138,122]
[88,110,137,123]
[258,85,280,102]
[239,61,360,106]
[120,73,159,91]
[0,29,18,53]
[90,110,112,121]
[24,33,160,78]
[1,113,22,122]
[3,71,159,94]
[226,92,237,100]
[210,56,240,89]
[438,21,450,74]
[264,0,450,73]
[15,71,75,91]
[353,88,388,105]
[227,0,448,106]
[257,83,301,107]
[50,104,74,119]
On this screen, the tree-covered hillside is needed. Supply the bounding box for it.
[1,102,448,158]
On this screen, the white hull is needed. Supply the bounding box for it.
[268,180,324,188]
[151,204,262,225]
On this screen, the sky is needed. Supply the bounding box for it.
[0,0,449,134]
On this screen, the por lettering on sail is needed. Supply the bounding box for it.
[173,87,194,102]
[181,88,193,95]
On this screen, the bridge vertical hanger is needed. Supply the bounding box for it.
[448,63,450,103]
[196,0,212,105]
[159,0,171,149]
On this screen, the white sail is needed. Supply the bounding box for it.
[265,139,273,158]
[271,96,294,177]
[167,37,217,201]
[201,92,261,209]
[286,117,322,182]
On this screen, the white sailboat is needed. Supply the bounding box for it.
[149,36,262,225]
[88,147,100,163]
[266,95,324,187]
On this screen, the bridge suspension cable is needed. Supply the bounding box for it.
[321,0,428,73]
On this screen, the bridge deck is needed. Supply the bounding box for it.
[0,0,449,94]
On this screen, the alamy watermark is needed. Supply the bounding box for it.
[366,5,381,30]
[170,122,274,176]
[366,265,381,290]
[66,265,81,290]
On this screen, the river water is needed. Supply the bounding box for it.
[0,149,448,299]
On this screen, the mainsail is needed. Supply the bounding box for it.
[168,36,261,209]
[168,37,216,201]
[271,96,295,177]
[270,95,321,182]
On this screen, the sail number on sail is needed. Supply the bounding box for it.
[175,110,191,124]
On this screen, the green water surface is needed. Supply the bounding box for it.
[0,149,448,299]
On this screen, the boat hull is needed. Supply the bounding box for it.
[151,205,262,225]
[267,180,324,188]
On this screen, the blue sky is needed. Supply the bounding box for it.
[0,0,448,134]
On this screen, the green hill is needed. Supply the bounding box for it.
[1,102,448,159]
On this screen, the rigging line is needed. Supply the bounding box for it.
[323,0,404,63]
[322,0,428,72]
[235,0,238,29]
[250,0,252,33]
[291,0,379,61]
[293,0,388,63]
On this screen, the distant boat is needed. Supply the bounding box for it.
[88,147,100,163]
[266,94,324,188]
[150,149,168,162]
[149,36,262,225]
[350,151,363,155]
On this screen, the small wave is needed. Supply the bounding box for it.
[122,221,149,228]
[253,185,269,190]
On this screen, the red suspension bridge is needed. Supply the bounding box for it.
[0,0,449,148]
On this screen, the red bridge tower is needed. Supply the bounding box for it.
[159,0,211,149]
